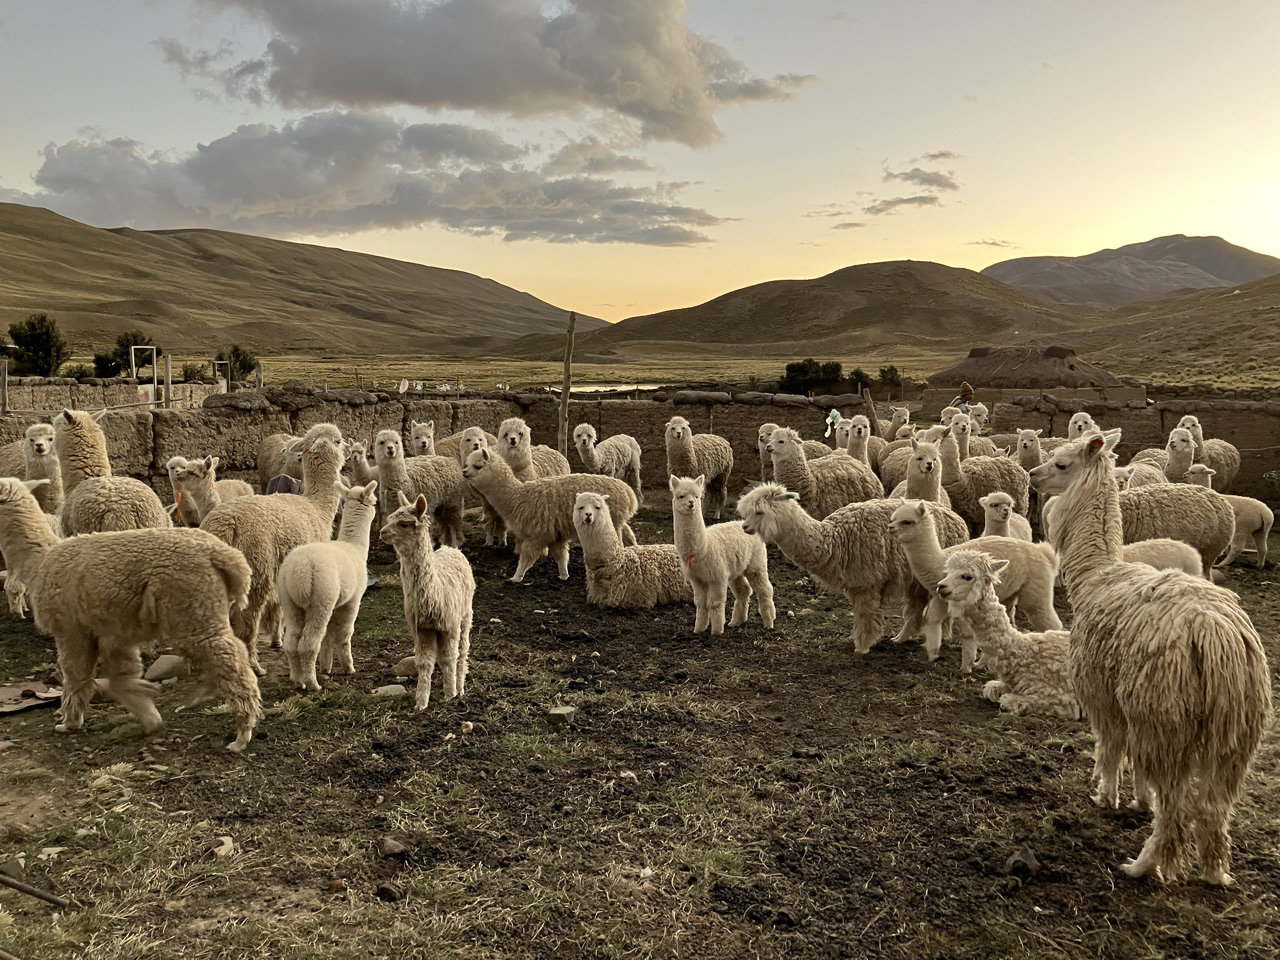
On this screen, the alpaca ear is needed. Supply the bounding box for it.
[59,408,74,424]
[784,492,800,501]
[988,558,1011,581]
[912,501,928,518]
[910,437,919,451]
[979,495,990,507]
[1034,429,1043,436]
[669,475,680,493]
[206,456,218,470]
[480,447,492,462]
[365,480,378,497]
[22,479,50,493]
[413,495,429,517]
[601,493,610,501]
[694,475,706,495]
[941,426,951,438]
[1102,429,1121,453]
[334,480,349,498]
[397,491,412,507]
[92,408,109,422]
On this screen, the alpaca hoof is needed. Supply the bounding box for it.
[226,737,250,753]
[1091,790,1119,810]
[251,661,266,678]
[1119,858,1160,880]
[1126,797,1148,813]
[142,720,167,736]
[54,722,76,734]
[1203,870,1234,886]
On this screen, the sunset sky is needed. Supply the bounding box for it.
[3,0,1278,322]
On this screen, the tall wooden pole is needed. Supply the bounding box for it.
[558,311,576,457]
[164,355,172,409]
[862,387,882,438]
[1,358,8,416]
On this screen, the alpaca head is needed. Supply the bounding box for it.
[968,403,989,430]
[24,424,55,458]
[339,479,379,514]
[756,422,781,454]
[183,456,221,483]
[833,420,853,449]
[1017,428,1043,453]
[347,439,369,465]
[461,446,510,488]
[165,455,191,488]
[669,475,706,516]
[379,490,431,548]
[735,482,800,541]
[572,491,612,532]
[1113,465,1133,491]
[888,500,933,543]
[0,476,48,516]
[1029,429,1120,497]
[1068,412,1098,439]
[54,407,108,459]
[889,407,910,429]
[850,415,870,439]
[409,420,435,455]
[458,426,490,459]
[950,413,972,441]
[573,423,598,453]
[979,491,1015,526]
[936,548,1008,614]
[909,436,942,477]
[765,427,804,462]
[939,406,961,426]
[895,425,915,439]
[1176,414,1203,442]
[373,429,404,465]
[498,417,531,454]
[1166,427,1196,458]
[1184,464,1216,488]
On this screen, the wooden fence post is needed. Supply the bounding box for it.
[558,311,576,457]
[1,358,7,416]
[164,355,172,409]
[862,387,882,438]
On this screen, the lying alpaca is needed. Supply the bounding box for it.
[573,492,691,608]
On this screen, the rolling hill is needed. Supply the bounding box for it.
[0,202,601,355]
[982,235,1280,307]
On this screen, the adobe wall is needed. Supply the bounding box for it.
[5,380,223,413]
[6,385,1275,504]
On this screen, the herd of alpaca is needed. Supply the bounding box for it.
[0,397,1272,888]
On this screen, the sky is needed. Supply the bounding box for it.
[2,0,1279,322]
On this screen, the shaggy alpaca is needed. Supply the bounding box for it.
[1178,415,1241,492]
[202,425,348,673]
[1030,431,1271,884]
[0,478,260,751]
[574,492,691,608]
[420,421,500,461]
[888,435,952,508]
[497,417,571,481]
[757,422,781,481]
[1128,427,1196,482]
[463,448,638,582]
[1122,539,1203,577]
[878,425,950,492]
[0,424,63,514]
[1114,461,1168,491]
[451,426,507,545]
[1118,483,1235,580]
[380,492,475,710]
[979,492,1033,541]
[936,549,1080,720]
[573,424,643,502]
[737,484,967,654]
[345,440,376,485]
[666,417,734,518]
[967,403,990,433]
[372,431,467,548]
[839,415,889,471]
[278,481,379,691]
[938,433,1030,533]
[768,427,883,519]
[670,476,775,634]
[55,409,170,535]
[950,414,998,459]
[1067,412,1099,440]
[1184,466,1273,568]
[168,456,255,526]
[257,432,303,490]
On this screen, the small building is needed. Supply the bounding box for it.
[928,346,1123,389]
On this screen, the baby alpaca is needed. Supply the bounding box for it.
[574,492,692,608]
[1184,466,1273,568]
[278,481,379,691]
[670,475,775,635]
[937,549,1080,720]
[979,492,1033,541]
[380,492,475,711]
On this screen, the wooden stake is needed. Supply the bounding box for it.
[164,355,172,409]
[862,387,882,438]
[557,311,577,457]
[1,358,8,416]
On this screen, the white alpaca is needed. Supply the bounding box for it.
[497,417,571,481]
[767,427,883,518]
[979,492,1032,541]
[666,417,734,518]
[0,424,63,514]
[278,481,379,691]
[888,435,952,508]
[380,492,476,711]
[938,432,1030,533]
[1067,412,1098,439]
[55,409,170,534]
[168,456,255,526]
[1177,415,1240,492]
[372,430,467,548]
[257,432,303,490]
[670,475,775,635]
[574,492,691,608]
[573,424,643,502]
[1184,465,1273,568]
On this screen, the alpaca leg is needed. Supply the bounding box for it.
[188,630,263,752]
[692,583,709,633]
[327,602,359,675]
[982,680,1007,704]
[551,539,571,580]
[511,540,541,582]
[1128,766,1154,813]
[99,642,163,735]
[293,607,329,692]
[1194,768,1241,886]
[629,464,643,506]
[457,617,472,696]
[956,618,979,675]
[1122,780,1194,881]
[727,575,752,627]
[54,631,99,734]
[439,501,466,548]
[708,582,728,635]
[414,629,440,711]
[997,693,1034,716]
[1255,522,1270,568]
[920,596,948,661]
[747,567,776,628]
[231,602,266,677]
[1019,595,1063,632]
[440,626,461,700]
[848,592,885,655]
[1091,730,1125,810]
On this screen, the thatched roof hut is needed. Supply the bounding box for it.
[928,346,1122,389]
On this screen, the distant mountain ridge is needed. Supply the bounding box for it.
[981,235,1280,306]
[0,202,602,355]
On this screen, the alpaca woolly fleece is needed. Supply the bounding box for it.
[938,433,1030,533]
[666,417,734,518]
[1118,482,1235,580]
[840,415,890,471]
[573,424,643,501]
[937,549,1080,720]
[671,476,775,634]
[1030,431,1270,884]
[372,430,467,548]
[950,414,998,459]
[169,456,255,526]
[1129,427,1196,482]
[201,424,348,671]
[979,492,1032,541]
[0,477,260,751]
[54,409,169,535]
[1177,415,1241,492]
[1183,467,1273,568]
[279,480,379,691]
[380,492,475,711]
[464,448,638,582]
[497,417,571,481]
[888,436,952,509]
[1122,538,1204,577]
[257,432,303,490]
[1067,412,1099,439]
[878,426,949,491]
[737,484,967,655]
[768,427,883,519]
[574,492,691,608]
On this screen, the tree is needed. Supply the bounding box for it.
[850,367,872,391]
[8,313,69,377]
[779,358,844,395]
[216,344,259,382]
[878,365,902,387]
[94,330,162,377]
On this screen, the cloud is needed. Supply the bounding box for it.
[541,137,653,175]
[166,0,813,146]
[1,111,725,245]
[802,203,855,219]
[883,166,959,191]
[920,150,959,162]
[861,195,940,216]
[967,238,1019,248]
[832,221,865,230]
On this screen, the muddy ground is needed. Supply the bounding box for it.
[1,505,1278,960]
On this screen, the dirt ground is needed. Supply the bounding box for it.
[1,505,1278,960]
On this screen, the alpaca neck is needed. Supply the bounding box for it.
[955,432,970,459]
[939,437,963,486]
[982,515,1010,538]
[768,504,829,569]
[336,504,375,553]
[1018,444,1041,471]
[350,454,375,484]
[668,436,696,475]
[471,462,520,514]
[956,585,1019,657]
[184,477,222,520]
[847,434,870,463]
[1050,461,1123,597]
[1190,431,1206,464]
[0,501,56,587]
[578,443,600,472]
[906,465,942,501]
[578,520,620,566]
[302,457,343,519]
[771,452,814,502]
[1164,446,1193,481]
[897,519,946,581]
[503,443,533,472]
[395,526,440,621]
[672,503,708,561]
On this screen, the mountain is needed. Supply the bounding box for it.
[515,260,1077,360]
[982,235,1280,307]
[0,203,602,355]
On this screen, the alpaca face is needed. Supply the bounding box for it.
[850,416,869,439]
[374,430,403,464]
[499,418,530,452]
[573,492,610,529]
[888,501,930,541]
[184,457,217,482]
[1068,413,1097,438]
[409,421,434,455]
[980,493,1013,523]
[969,403,989,429]
[936,550,1006,608]
[669,475,706,515]
[833,422,852,448]
[1029,432,1117,496]
[574,424,597,451]
[462,447,500,484]
[1166,428,1195,457]
[736,484,797,541]
[1112,466,1132,491]
[1017,429,1042,452]
[911,441,940,476]
[950,414,971,439]
[667,417,691,444]
[379,494,428,547]
[459,427,489,457]
[766,428,803,460]
[1184,464,1215,488]
[25,425,55,457]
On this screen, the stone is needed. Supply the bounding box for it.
[203,392,273,411]
[208,836,235,858]
[0,858,24,880]
[672,390,732,405]
[1004,846,1040,880]
[378,837,409,858]
[376,881,405,902]
[373,684,407,697]
[392,657,418,678]
[547,705,576,729]
[328,878,348,894]
[771,393,810,408]
[732,391,772,405]
[144,655,190,682]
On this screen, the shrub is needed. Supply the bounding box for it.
[93,353,120,377]
[8,314,69,377]
[181,361,207,382]
[114,330,162,374]
[878,365,902,387]
[216,344,259,382]
[62,362,93,380]
[849,367,872,391]
[778,359,843,395]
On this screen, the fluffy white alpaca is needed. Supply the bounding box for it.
[1067,412,1098,439]
[1030,431,1270,884]
[257,432,303,490]
[1184,465,1273,568]
[0,424,63,514]
[573,424,643,502]
[55,409,170,534]
[168,456,255,526]
[278,481,379,691]
[573,492,691,608]
[979,492,1032,541]
[1177,415,1240,492]
[380,492,476,711]
[497,417,571,481]
[888,435,952,508]
[936,549,1080,720]
[666,417,734,518]
[768,427,883,519]
[670,475,775,635]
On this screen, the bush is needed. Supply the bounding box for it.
[93,330,163,377]
[216,344,259,383]
[878,365,902,387]
[778,359,843,395]
[62,362,93,380]
[7,314,70,377]
[849,367,872,391]
[181,361,207,382]
[93,353,120,377]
